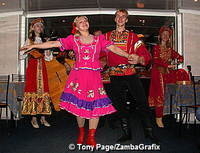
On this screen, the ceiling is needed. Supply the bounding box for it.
[0,0,199,47]
[25,0,176,11]
[24,0,176,46]
[0,0,199,13]
[24,0,200,11]
[23,0,176,42]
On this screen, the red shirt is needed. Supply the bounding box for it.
[105,30,151,67]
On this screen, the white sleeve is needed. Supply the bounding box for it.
[19,39,30,60]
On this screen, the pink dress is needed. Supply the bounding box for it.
[58,35,116,119]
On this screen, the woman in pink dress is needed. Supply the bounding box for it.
[21,16,136,146]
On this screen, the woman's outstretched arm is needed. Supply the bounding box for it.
[20,40,61,51]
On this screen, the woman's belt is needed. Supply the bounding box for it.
[109,64,136,76]
[157,66,169,74]
[73,67,102,71]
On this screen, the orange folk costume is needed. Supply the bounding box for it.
[148,45,190,117]
[21,18,52,115]
[45,57,67,111]
[45,51,75,111]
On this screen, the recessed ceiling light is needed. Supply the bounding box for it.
[139,19,145,24]
[1,2,6,6]
[194,0,198,2]
[62,19,66,23]
[136,2,145,8]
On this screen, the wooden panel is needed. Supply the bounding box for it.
[0,15,19,75]
[183,13,200,76]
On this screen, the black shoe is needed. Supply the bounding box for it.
[116,118,132,143]
[108,119,120,129]
[198,143,200,150]
[144,128,160,144]
[117,133,132,143]
[98,117,106,128]
[108,114,120,129]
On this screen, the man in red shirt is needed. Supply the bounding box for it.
[105,9,158,143]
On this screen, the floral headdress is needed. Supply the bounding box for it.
[71,16,88,34]
[30,18,44,27]
[159,26,172,36]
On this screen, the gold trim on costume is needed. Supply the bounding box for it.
[109,64,136,76]
[21,92,52,115]
[134,40,143,50]
[37,59,44,95]
[148,96,163,107]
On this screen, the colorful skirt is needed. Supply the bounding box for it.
[21,58,52,115]
[59,68,116,119]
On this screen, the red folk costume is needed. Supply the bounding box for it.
[105,30,151,75]
[105,29,155,134]
[21,18,52,115]
[148,44,190,117]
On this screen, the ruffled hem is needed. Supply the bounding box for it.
[60,101,116,119]
[60,93,112,110]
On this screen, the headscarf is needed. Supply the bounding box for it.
[71,22,77,34]
[30,18,44,27]
[159,26,172,36]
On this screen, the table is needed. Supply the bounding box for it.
[164,84,200,115]
[0,81,24,119]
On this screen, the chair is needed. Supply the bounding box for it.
[178,72,200,136]
[11,74,25,127]
[0,75,10,127]
[11,74,25,82]
[179,102,200,136]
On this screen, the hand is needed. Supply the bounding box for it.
[138,56,145,65]
[168,64,177,69]
[100,57,107,68]
[20,45,34,52]
[64,63,71,74]
[128,54,139,65]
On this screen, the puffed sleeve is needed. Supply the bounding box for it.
[99,34,113,52]
[132,33,151,66]
[57,35,74,51]
[171,49,184,63]
[19,39,31,60]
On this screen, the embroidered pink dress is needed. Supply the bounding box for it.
[58,35,116,119]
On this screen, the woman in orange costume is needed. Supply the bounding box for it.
[45,53,68,112]
[46,28,76,111]
[148,26,190,128]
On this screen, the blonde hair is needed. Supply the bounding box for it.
[73,16,88,26]
[72,16,89,36]
[115,9,129,17]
